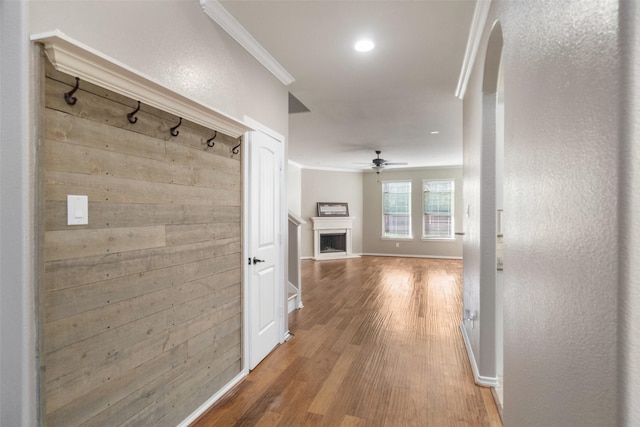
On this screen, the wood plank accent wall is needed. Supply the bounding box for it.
[41,59,242,426]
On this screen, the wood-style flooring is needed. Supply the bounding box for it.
[192,256,501,426]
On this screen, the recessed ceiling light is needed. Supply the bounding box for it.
[354,39,375,52]
[430,131,440,135]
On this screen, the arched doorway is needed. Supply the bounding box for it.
[481,20,505,413]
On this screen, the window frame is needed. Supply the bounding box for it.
[422,179,455,241]
[381,180,413,240]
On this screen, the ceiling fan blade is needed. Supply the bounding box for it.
[353,151,408,170]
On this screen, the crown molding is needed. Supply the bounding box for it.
[31,30,250,138]
[200,0,295,86]
[455,0,492,99]
[301,165,365,173]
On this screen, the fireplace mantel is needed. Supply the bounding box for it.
[311,217,358,260]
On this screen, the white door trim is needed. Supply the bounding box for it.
[243,116,285,143]
[242,116,287,372]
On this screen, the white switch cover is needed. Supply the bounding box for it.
[67,195,88,225]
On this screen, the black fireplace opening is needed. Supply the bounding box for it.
[320,233,347,253]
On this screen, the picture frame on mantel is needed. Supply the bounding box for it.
[317,202,349,217]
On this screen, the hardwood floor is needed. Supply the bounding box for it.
[192,256,501,426]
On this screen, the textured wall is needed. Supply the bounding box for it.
[499,1,620,425]
[462,19,504,381]
[464,0,627,425]
[29,0,288,139]
[0,2,39,426]
[362,167,463,258]
[287,162,302,216]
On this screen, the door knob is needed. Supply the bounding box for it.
[252,257,265,264]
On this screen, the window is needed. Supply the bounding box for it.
[423,180,454,239]
[382,181,412,238]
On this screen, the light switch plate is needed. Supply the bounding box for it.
[67,195,88,225]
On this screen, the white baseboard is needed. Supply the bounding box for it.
[491,384,504,421]
[312,254,361,261]
[459,323,499,388]
[361,253,463,260]
[303,254,462,260]
[301,255,362,261]
[176,370,248,427]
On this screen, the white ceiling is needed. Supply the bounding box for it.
[220,0,475,171]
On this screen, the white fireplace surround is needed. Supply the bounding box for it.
[311,217,358,260]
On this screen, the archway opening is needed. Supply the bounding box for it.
[481,19,504,414]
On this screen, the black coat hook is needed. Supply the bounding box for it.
[64,77,80,105]
[170,117,182,137]
[127,101,141,124]
[206,131,217,148]
[232,137,241,155]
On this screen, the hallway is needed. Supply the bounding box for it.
[193,256,501,426]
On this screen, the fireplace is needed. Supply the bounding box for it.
[320,233,347,253]
[311,216,357,260]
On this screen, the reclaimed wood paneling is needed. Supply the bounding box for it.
[41,60,242,426]
[45,170,240,206]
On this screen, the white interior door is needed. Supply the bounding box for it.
[247,130,282,370]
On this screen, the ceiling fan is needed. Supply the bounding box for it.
[358,150,408,174]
